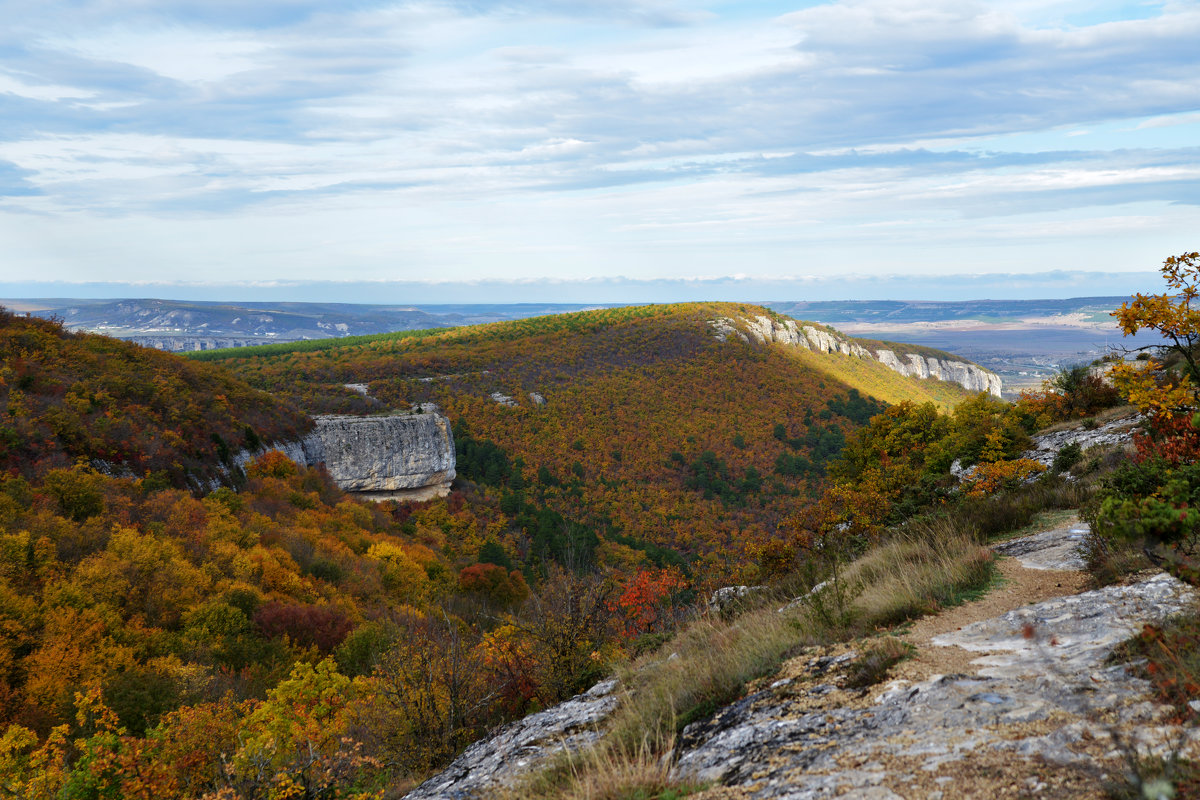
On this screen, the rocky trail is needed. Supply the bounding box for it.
[675,518,1197,799]
[405,510,1198,800]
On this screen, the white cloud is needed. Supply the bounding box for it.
[0,0,1196,293]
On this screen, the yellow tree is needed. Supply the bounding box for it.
[1111,251,1200,417]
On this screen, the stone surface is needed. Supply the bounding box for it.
[708,585,767,612]
[406,523,1198,799]
[304,413,456,493]
[710,315,1002,397]
[993,524,1091,571]
[235,412,457,496]
[1022,414,1142,467]
[875,349,1003,397]
[403,679,620,799]
[672,573,1197,798]
[490,391,518,408]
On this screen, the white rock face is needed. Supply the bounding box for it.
[708,584,766,612]
[711,316,1003,397]
[992,523,1091,571]
[1022,413,1143,467]
[672,572,1198,797]
[304,413,456,493]
[235,412,456,497]
[490,391,517,407]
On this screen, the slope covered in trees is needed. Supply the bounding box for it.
[0,310,670,795]
[0,309,310,486]
[201,303,977,577]
[0,302,1005,797]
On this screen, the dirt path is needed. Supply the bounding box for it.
[895,555,1091,685]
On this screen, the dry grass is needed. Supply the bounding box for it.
[505,733,703,800]
[845,636,915,689]
[1038,404,1140,434]
[610,598,807,751]
[515,523,1000,800]
[784,345,972,411]
[992,508,1079,544]
[832,529,996,631]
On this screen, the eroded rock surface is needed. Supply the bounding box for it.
[993,523,1091,571]
[237,412,456,498]
[305,413,456,495]
[673,573,1196,798]
[710,315,1002,397]
[403,679,620,799]
[1023,414,1142,467]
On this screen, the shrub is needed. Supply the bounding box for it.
[1051,442,1083,474]
[254,602,354,653]
[961,458,1046,497]
[41,465,106,521]
[845,637,913,689]
[459,562,530,610]
[245,450,299,479]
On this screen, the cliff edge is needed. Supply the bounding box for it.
[711,314,1003,397]
[240,412,457,499]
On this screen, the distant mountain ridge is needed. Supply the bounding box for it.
[1,298,619,352]
[766,297,1126,325]
[712,313,1001,396]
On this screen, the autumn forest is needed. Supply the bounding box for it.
[2,273,1195,800]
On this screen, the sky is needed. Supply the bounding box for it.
[0,0,1198,303]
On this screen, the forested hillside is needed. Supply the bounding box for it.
[199,303,975,578]
[0,309,310,486]
[0,302,1015,797]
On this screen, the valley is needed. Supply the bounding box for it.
[0,280,1196,800]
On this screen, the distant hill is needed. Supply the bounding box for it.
[201,302,985,575]
[0,308,310,485]
[766,297,1127,325]
[1,298,620,352]
[5,296,1140,393]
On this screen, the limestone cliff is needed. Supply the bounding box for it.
[238,412,456,499]
[710,315,1003,397]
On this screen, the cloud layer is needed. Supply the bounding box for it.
[1,0,1197,296]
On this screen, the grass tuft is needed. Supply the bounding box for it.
[845,636,914,689]
[506,733,704,800]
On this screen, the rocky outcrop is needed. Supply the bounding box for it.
[672,571,1197,798]
[875,348,1002,396]
[239,412,456,499]
[1022,413,1143,467]
[407,522,1199,799]
[403,679,620,799]
[711,315,1003,397]
[992,522,1090,571]
[708,585,767,613]
[306,413,455,497]
[129,336,294,352]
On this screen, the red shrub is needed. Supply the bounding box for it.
[253,602,353,653]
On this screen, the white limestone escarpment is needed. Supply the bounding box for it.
[710,314,1003,397]
[236,412,456,500]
